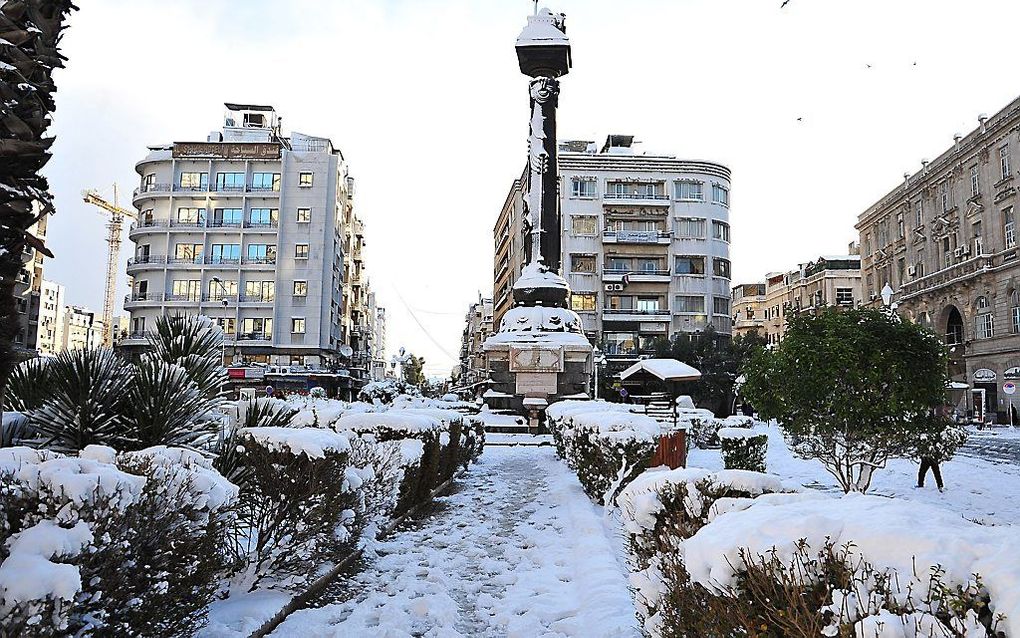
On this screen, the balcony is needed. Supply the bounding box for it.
[129,219,169,236]
[167,256,206,266]
[204,256,241,266]
[132,183,171,199]
[244,220,279,230]
[207,220,242,229]
[202,293,239,303]
[169,219,207,229]
[602,268,672,283]
[124,292,165,305]
[173,184,211,194]
[126,255,167,270]
[237,332,273,342]
[898,253,995,301]
[241,256,277,266]
[602,230,671,245]
[603,190,670,207]
[165,293,202,302]
[239,294,274,303]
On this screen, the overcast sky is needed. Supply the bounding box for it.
[43,0,1020,376]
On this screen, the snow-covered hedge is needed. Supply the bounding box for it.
[617,466,792,634]
[0,445,237,636]
[618,465,1020,637]
[719,428,768,472]
[546,402,663,505]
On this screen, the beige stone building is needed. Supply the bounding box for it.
[744,254,862,345]
[856,95,1020,422]
[36,280,65,356]
[731,283,765,336]
[62,306,104,351]
[457,296,494,389]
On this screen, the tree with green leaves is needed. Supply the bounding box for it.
[742,307,949,493]
[402,353,426,387]
[0,0,76,414]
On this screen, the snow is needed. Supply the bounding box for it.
[399,438,425,464]
[239,426,352,458]
[513,261,569,291]
[35,457,146,512]
[0,520,93,605]
[267,446,639,637]
[681,494,1020,636]
[333,411,441,434]
[619,359,701,382]
[123,446,238,512]
[571,411,662,442]
[516,8,569,47]
[717,427,762,440]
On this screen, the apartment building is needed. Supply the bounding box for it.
[493,135,732,374]
[753,255,862,345]
[367,291,388,381]
[123,103,380,394]
[62,306,104,351]
[457,296,494,388]
[856,95,1020,422]
[731,283,765,337]
[12,209,46,359]
[36,280,65,356]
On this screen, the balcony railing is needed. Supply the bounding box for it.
[603,268,671,277]
[602,230,671,244]
[133,183,171,197]
[131,219,169,230]
[207,220,242,228]
[204,256,241,265]
[237,332,272,342]
[124,292,165,303]
[603,308,671,316]
[169,219,207,228]
[604,191,668,201]
[173,184,211,193]
[167,256,206,265]
[127,255,167,267]
[899,254,990,299]
[239,294,274,303]
[165,293,202,302]
[242,256,277,265]
[244,221,279,229]
[202,293,238,303]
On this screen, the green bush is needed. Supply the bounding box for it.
[720,431,767,473]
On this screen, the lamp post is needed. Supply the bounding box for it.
[210,276,233,366]
[592,347,604,399]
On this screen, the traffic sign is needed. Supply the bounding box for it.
[1004,382,1016,396]
[265,385,275,397]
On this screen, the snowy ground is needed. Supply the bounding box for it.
[269,446,639,637]
[689,422,1020,526]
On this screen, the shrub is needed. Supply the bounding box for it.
[5,357,51,412]
[126,355,219,450]
[227,428,360,591]
[563,412,662,505]
[719,429,767,472]
[686,415,724,449]
[146,314,226,402]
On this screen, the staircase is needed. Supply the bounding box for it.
[644,392,676,425]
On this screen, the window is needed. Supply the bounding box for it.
[603,333,637,355]
[295,244,309,259]
[863,233,872,256]
[571,216,597,235]
[248,208,278,227]
[179,172,208,190]
[607,257,632,272]
[571,254,596,273]
[211,208,242,226]
[245,281,275,302]
[171,279,201,301]
[1001,145,1012,181]
[298,172,314,187]
[215,318,236,335]
[914,201,923,227]
[977,295,990,310]
[246,244,277,263]
[674,256,705,275]
[637,258,662,273]
[252,172,281,191]
[675,295,705,314]
[571,292,596,311]
[897,214,905,239]
[1005,207,1016,249]
[712,220,730,242]
[939,181,953,212]
[713,258,732,278]
[975,312,993,339]
[293,280,308,297]
[176,207,206,225]
[291,318,306,333]
[712,184,729,206]
[174,243,203,262]
[570,178,596,198]
[241,317,273,336]
[296,208,311,223]
[971,165,980,197]
[676,218,706,238]
[636,297,660,313]
[713,296,730,316]
[877,219,889,246]
[208,279,237,299]
[674,181,704,202]
[209,243,240,263]
[836,288,854,305]
[142,173,156,191]
[1012,290,1020,334]
[606,295,633,310]
[215,172,245,191]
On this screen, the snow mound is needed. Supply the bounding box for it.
[334,412,441,435]
[239,427,351,458]
[0,520,93,605]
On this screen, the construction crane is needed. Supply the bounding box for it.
[82,185,137,347]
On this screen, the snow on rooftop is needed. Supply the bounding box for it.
[620,359,702,382]
[516,8,568,47]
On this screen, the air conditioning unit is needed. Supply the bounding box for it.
[907,265,916,276]
[954,247,964,258]
[613,283,625,291]
[604,284,615,292]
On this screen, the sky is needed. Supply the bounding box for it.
[42,0,1020,377]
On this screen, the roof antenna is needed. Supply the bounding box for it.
[533,0,538,15]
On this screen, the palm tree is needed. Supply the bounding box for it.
[0,0,77,413]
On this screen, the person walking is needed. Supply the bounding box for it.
[915,422,968,492]
[917,454,944,491]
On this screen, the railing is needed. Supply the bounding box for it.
[124,293,165,303]
[248,186,280,193]
[237,332,272,342]
[125,331,149,340]
[167,256,206,265]
[242,256,277,265]
[165,293,201,302]
[203,257,241,265]
[603,308,671,316]
[239,294,274,303]
[215,185,246,193]
[173,184,210,193]
[127,255,167,266]
[169,219,206,228]
[899,254,993,298]
[131,219,169,230]
[244,221,279,229]
[202,294,238,302]
[604,191,669,201]
[603,268,671,276]
[133,183,171,197]
[207,220,242,228]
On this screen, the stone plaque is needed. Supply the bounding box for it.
[509,346,563,373]
[515,372,558,395]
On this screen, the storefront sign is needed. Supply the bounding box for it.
[1005,367,1020,380]
[172,142,281,160]
[973,368,997,382]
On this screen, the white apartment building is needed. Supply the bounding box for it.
[123,104,360,374]
[12,208,46,359]
[36,279,65,356]
[62,305,104,351]
[494,136,733,372]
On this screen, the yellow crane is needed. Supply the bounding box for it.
[82,185,137,347]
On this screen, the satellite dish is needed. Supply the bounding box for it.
[340,345,354,358]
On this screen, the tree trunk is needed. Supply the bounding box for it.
[0,0,77,414]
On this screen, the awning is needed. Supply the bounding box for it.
[946,381,969,390]
[620,358,702,382]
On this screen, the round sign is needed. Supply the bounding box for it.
[1005,382,1017,396]
[265,385,274,397]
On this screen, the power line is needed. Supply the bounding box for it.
[389,284,459,363]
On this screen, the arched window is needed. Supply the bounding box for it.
[946,307,964,345]
[975,296,993,339]
[1011,290,1020,334]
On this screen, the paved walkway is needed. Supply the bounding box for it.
[957,427,1020,464]
[271,446,639,637]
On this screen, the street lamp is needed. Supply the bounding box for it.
[592,347,605,399]
[210,276,234,366]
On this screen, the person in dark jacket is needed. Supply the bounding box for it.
[915,423,968,492]
[916,456,944,490]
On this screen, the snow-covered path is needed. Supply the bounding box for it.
[271,446,640,637]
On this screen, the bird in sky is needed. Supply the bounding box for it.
[781,0,791,7]
[866,64,873,69]
[796,117,803,122]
